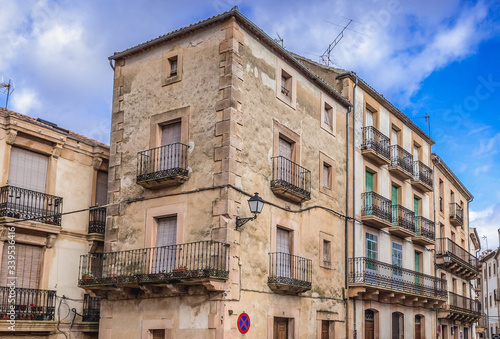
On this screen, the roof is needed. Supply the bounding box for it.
[0,107,109,148]
[108,7,351,108]
[291,53,434,145]
[432,153,473,201]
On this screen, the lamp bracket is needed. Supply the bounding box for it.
[236,214,257,230]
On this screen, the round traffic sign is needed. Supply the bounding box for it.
[237,312,250,334]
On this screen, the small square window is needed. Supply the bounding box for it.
[281,70,291,97]
[323,163,331,189]
[324,103,333,127]
[323,240,331,262]
[169,57,178,77]
[150,329,165,339]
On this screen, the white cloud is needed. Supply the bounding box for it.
[471,204,500,250]
[11,88,42,114]
[474,164,492,175]
[476,133,500,155]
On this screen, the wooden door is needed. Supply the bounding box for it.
[415,315,421,339]
[365,310,375,339]
[273,318,288,339]
[321,320,330,339]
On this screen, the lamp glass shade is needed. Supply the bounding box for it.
[248,193,264,214]
[443,253,451,263]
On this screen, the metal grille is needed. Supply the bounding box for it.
[88,207,106,234]
[362,126,390,160]
[271,156,311,199]
[436,238,479,272]
[0,287,56,320]
[361,192,392,222]
[82,294,100,322]
[413,161,433,187]
[268,252,312,290]
[449,203,464,225]
[137,143,188,183]
[390,145,413,174]
[392,205,415,233]
[415,216,435,240]
[449,291,481,316]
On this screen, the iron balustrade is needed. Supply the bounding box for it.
[271,156,311,199]
[0,185,63,225]
[413,161,433,188]
[362,126,390,160]
[449,203,464,225]
[392,204,416,233]
[348,257,448,299]
[478,314,487,328]
[82,294,100,322]
[361,192,392,223]
[79,241,230,286]
[88,207,106,234]
[137,143,188,183]
[0,287,56,320]
[268,252,312,290]
[390,145,413,174]
[436,238,479,271]
[414,216,435,240]
[449,291,481,316]
[281,86,290,96]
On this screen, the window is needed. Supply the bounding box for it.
[451,190,455,203]
[95,171,108,206]
[495,263,497,275]
[321,94,336,135]
[168,56,178,77]
[324,103,333,126]
[365,107,375,127]
[162,52,183,86]
[391,127,399,146]
[276,60,297,108]
[323,240,331,263]
[150,329,165,339]
[392,242,403,288]
[490,264,492,278]
[319,152,336,195]
[0,243,42,289]
[439,179,444,212]
[323,163,331,189]
[490,294,493,307]
[413,144,421,162]
[276,227,291,278]
[9,147,48,192]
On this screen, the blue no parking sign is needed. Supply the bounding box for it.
[237,312,250,334]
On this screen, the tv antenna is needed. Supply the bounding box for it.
[320,17,363,66]
[0,75,15,109]
[411,112,431,138]
[275,32,284,47]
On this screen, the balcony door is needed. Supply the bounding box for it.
[0,243,42,290]
[9,147,48,193]
[392,242,403,290]
[276,228,291,279]
[366,109,374,127]
[391,185,398,226]
[160,122,181,171]
[365,171,374,215]
[153,217,177,273]
[365,233,378,284]
[414,197,420,235]
[278,137,293,184]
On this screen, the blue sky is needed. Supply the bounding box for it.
[1,0,499,248]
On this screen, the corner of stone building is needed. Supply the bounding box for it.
[105,58,126,252]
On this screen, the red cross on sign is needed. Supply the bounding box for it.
[237,313,250,334]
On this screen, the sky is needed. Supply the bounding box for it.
[1,0,500,249]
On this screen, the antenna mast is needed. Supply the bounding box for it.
[320,19,352,66]
[411,112,431,138]
[0,75,15,109]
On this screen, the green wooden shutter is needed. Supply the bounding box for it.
[365,172,374,216]
[392,186,398,226]
[366,171,373,192]
[414,198,419,235]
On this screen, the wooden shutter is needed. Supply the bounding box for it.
[366,110,374,127]
[276,228,290,254]
[391,129,398,146]
[365,171,373,192]
[0,243,42,289]
[276,228,290,279]
[95,171,108,206]
[278,138,292,160]
[392,185,398,205]
[9,148,48,192]
[161,122,181,146]
[154,217,177,273]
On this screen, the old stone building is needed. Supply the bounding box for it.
[0,107,109,337]
[433,154,480,339]
[78,7,351,339]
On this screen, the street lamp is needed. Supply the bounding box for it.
[443,252,451,264]
[236,193,264,230]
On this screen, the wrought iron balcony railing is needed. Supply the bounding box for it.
[88,207,106,234]
[390,145,413,174]
[362,126,390,160]
[449,291,481,317]
[348,257,447,299]
[271,156,311,200]
[413,161,433,188]
[137,143,189,183]
[436,237,479,273]
[0,287,56,321]
[478,314,487,328]
[0,185,63,225]
[281,86,290,96]
[414,216,435,240]
[392,205,415,233]
[268,252,312,291]
[82,294,100,322]
[449,203,464,225]
[79,241,230,286]
[361,192,392,223]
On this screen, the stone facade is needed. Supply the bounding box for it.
[0,108,109,338]
[85,8,351,339]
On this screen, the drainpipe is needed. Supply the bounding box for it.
[345,101,350,339]
[352,76,358,339]
[433,157,440,337]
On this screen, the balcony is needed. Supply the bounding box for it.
[411,161,433,192]
[410,216,435,246]
[477,315,487,333]
[361,192,392,229]
[268,252,312,294]
[271,156,311,203]
[439,292,481,322]
[88,207,106,234]
[348,257,447,308]
[82,294,100,322]
[436,238,479,279]
[79,241,230,297]
[388,145,413,179]
[389,205,416,238]
[137,143,189,189]
[0,185,63,233]
[449,203,463,227]
[361,126,390,165]
[0,287,56,321]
